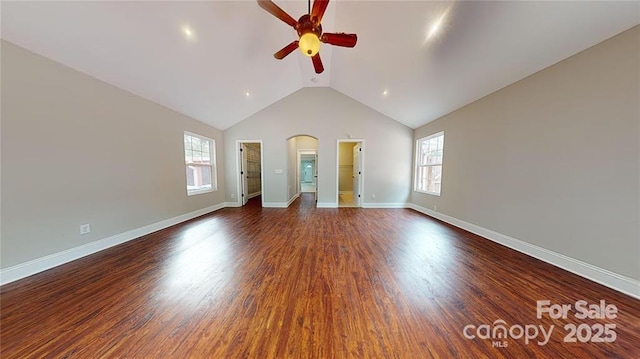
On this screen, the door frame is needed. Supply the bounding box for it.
[336,139,364,207]
[297,149,318,197]
[236,140,264,207]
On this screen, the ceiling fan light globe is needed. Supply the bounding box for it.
[299,32,320,57]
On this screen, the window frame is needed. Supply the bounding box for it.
[184,131,217,196]
[414,131,445,196]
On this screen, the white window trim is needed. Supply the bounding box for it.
[414,131,444,196]
[184,131,217,196]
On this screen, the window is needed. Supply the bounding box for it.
[415,131,444,195]
[184,132,216,195]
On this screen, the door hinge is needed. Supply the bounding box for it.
[358,194,361,197]
[359,171,361,175]
[240,148,243,152]
[359,148,362,151]
[242,193,244,197]
[241,171,244,175]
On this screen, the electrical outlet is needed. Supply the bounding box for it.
[231,193,235,199]
[371,194,376,199]
[80,224,91,235]
[433,205,438,212]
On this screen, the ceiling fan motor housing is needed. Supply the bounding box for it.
[296,14,322,56]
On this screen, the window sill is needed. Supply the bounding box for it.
[187,188,214,196]
[414,190,441,196]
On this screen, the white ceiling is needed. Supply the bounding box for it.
[2,1,638,130]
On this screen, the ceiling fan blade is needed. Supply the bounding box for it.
[321,33,358,47]
[274,41,299,60]
[257,0,298,28]
[311,53,324,74]
[310,0,330,24]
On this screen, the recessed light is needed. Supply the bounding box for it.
[383,90,389,96]
[245,92,251,97]
[182,25,196,41]
[426,11,448,41]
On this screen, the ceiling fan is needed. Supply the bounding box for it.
[257,0,358,74]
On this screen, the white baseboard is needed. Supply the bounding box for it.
[264,193,299,208]
[286,193,300,207]
[247,191,261,200]
[244,193,299,208]
[409,204,640,299]
[263,202,288,208]
[362,203,410,209]
[0,203,226,286]
[317,202,338,208]
[7,201,636,300]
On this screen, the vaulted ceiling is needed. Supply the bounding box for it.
[2,1,638,130]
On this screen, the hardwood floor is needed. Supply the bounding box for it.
[1,194,638,358]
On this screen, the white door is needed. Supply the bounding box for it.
[240,144,249,205]
[353,144,362,207]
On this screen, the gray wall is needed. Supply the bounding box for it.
[224,87,413,207]
[412,26,640,280]
[286,137,297,202]
[1,41,226,268]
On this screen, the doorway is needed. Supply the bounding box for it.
[288,135,318,205]
[299,153,316,193]
[237,140,264,206]
[296,148,318,205]
[337,140,364,207]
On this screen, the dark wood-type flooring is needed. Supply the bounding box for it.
[1,194,639,358]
